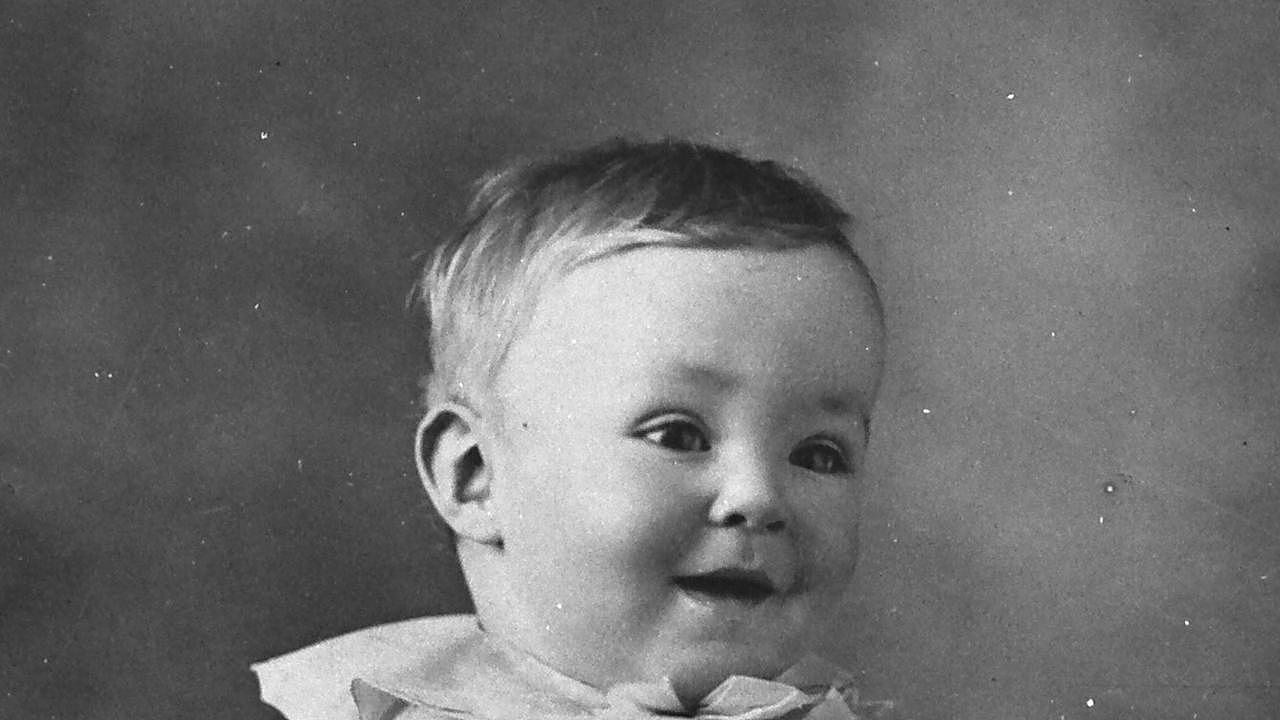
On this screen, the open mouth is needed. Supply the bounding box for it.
[673,569,776,604]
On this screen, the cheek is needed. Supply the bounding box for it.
[794,490,862,584]
[579,465,704,565]
[503,438,702,564]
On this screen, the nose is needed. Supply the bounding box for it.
[707,453,789,532]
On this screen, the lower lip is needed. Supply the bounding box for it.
[674,583,776,610]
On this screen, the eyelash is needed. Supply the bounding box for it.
[637,418,711,453]
[635,419,853,475]
[788,438,852,475]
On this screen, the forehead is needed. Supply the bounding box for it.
[559,242,876,307]
[493,245,884,411]
[545,243,879,337]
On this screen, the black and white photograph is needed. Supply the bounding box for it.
[3,3,1278,719]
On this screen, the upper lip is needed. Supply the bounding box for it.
[673,567,781,600]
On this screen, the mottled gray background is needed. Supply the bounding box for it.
[2,2,1277,719]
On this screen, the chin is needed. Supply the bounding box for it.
[661,645,794,709]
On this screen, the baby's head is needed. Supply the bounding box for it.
[411,139,884,706]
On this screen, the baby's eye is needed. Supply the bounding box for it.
[789,439,851,475]
[638,420,711,452]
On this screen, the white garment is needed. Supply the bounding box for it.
[252,614,895,720]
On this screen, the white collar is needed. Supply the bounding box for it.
[253,614,877,720]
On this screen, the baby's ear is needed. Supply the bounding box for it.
[414,403,502,546]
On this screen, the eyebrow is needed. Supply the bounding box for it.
[661,361,738,392]
[818,393,873,443]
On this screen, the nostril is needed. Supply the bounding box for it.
[717,512,785,532]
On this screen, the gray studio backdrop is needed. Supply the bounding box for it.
[2,2,1277,719]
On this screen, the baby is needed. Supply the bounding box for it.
[254,139,892,719]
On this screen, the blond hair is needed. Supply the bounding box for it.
[408,138,880,409]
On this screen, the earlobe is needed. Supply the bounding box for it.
[414,403,503,546]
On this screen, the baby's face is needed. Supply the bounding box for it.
[483,244,883,702]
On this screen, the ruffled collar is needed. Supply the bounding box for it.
[254,614,881,720]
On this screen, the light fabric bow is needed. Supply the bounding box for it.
[602,673,861,720]
[253,615,890,720]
